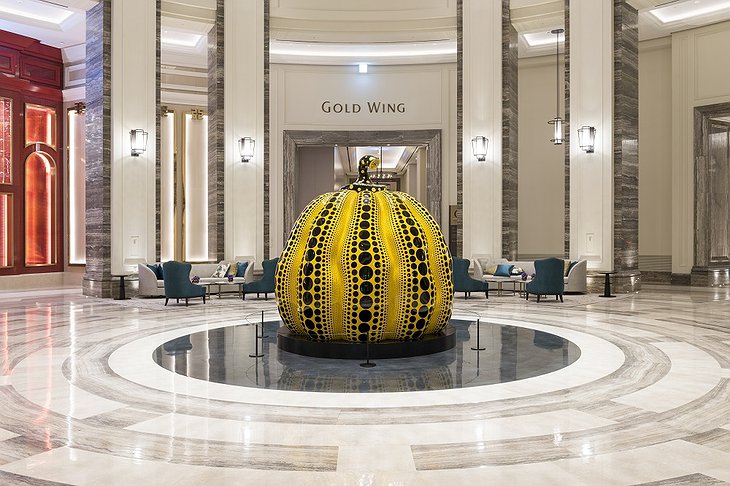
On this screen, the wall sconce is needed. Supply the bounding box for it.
[239,137,255,163]
[577,126,596,153]
[130,129,148,157]
[471,136,488,161]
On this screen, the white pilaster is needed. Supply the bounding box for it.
[462,0,502,260]
[225,0,265,264]
[569,0,613,271]
[110,0,157,273]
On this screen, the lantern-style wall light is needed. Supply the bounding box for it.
[239,137,255,163]
[130,129,148,157]
[577,126,596,153]
[471,136,488,162]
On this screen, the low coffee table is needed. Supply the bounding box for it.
[211,281,245,299]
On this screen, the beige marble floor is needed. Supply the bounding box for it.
[0,285,728,485]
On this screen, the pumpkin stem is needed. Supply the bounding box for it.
[355,155,380,184]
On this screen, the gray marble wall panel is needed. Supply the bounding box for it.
[502,1,518,260]
[264,0,270,260]
[455,0,463,257]
[83,0,112,298]
[564,0,571,259]
[282,131,442,248]
[207,0,225,262]
[613,0,640,292]
[155,0,161,262]
[691,102,730,286]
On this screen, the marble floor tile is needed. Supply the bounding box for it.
[0,286,729,484]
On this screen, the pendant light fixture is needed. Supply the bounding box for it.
[547,28,564,145]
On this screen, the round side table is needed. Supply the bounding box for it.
[599,271,616,298]
[111,273,135,300]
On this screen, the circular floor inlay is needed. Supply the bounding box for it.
[152,319,580,393]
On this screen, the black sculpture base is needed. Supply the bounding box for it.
[277,325,456,359]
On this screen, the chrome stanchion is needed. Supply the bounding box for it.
[360,339,376,368]
[471,318,485,351]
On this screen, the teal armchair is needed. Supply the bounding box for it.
[244,257,279,300]
[525,257,564,302]
[162,261,206,306]
[452,257,488,299]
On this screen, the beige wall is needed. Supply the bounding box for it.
[517,56,565,258]
[638,38,672,272]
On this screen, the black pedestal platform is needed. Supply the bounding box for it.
[277,325,456,359]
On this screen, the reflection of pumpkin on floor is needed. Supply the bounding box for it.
[276,155,453,343]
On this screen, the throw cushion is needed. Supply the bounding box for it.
[494,263,514,277]
[236,261,249,278]
[147,264,163,280]
[563,260,570,276]
[227,262,238,277]
[211,263,230,278]
[511,266,523,276]
[485,264,498,275]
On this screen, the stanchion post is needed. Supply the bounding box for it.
[471,318,485,351]
[360,339,376,368]
[258,310,268,338]
[249,320,264,358]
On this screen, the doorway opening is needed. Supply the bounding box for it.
[282,130,442,246]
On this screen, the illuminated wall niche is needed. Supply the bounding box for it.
[0,97,11,268]
[24,151,56,265]
[67,108,85,264]
[183,110,208,262]
[160,110,175,262]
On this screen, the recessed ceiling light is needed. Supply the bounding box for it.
[0,0,74,24]
[523,30,565,48]
[270,40,456,58]
[649,0,730,23]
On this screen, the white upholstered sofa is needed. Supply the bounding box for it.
[472,256,587,293]
[138,257,255,297]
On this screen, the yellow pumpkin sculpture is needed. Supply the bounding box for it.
[275,155,453,342]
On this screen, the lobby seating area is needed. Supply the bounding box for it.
[472,256,588,294]
[138,257,255,297]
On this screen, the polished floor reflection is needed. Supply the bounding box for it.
[1,286,730,485]
[153,320,580,392]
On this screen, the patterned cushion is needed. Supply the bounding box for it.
[227,262,238,277]
[563,260,571,276]
[494,263,514,277]
[211,263,229,278]
[485,264,498,275]
[511,266,523,276]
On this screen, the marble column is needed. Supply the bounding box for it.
[83,0,112,298]
[564,0,571,258]
[501,0,518,261]
[461,0,503,261]
[455,0,463,258]
[84,0,158,297]
[207,0,225,263]
[569,0,614,283]
[155,0,161,261]
[612,0,640,292]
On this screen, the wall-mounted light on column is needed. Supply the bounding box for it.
[471,136,488,161]
[577,126,596,153]
[239,137,255,163]
[130,129,148,156]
